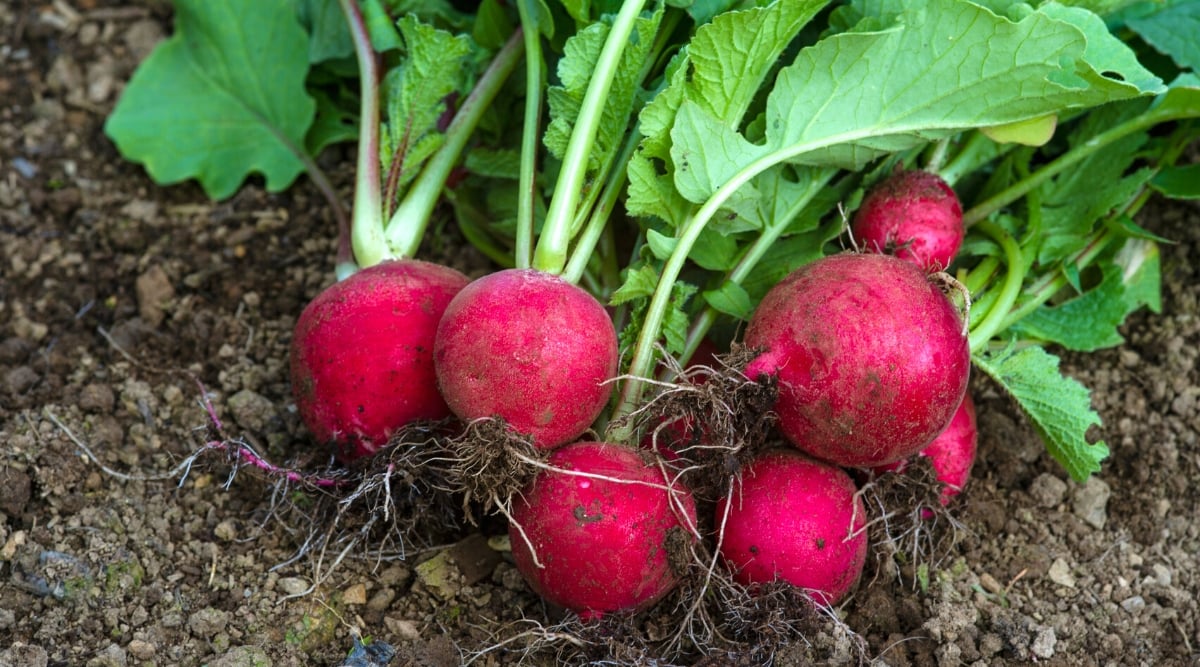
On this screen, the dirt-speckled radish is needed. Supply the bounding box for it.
[434,268,618,450]
[716,449,867,606]
[508,441,697,619]
[852,169,963,271]
[875,393,978,506]
[290,259,470,461]
[743,253,970,468]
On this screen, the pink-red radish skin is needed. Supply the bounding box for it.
[434,268,618,450]
[509,442,697,619]
[716,449,867,606]
[744,253,970,468]
[875,393,978,506]
[290,259,470,461]
[852,170,963,271]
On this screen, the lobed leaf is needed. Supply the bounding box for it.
[544,7,662,177]
[973,345,1109,482]
[672,0,1164,203]
[104,0,315,200]
[1126,1,1200,72]
[381,15,473,193]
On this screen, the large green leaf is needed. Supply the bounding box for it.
[1127,1,1200,72]
[974,345,1109,482]
[104,0,315,200]
[672,0,1164,203]
[628,0,830,226]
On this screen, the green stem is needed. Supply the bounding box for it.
[937,131,997,187]
[961,108,1183,228]
[923,136,952,174]
[998,228,1113,332]
[342,0,388,272]
[514,0,545,270]
[532,0,648,276]
[562,129,640,284]
[385,29,525,258]
[961,256,999,296]
[967,221,1026,353]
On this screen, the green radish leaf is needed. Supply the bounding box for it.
[473,0,515,49]
[297,0,353,63]
[381,16,473,193]
[663,281,699,355]
[979,114,1058,147]
[672,0,1164,204]
[1126,2,1200,72]
[1036,101,1152,265]
[1051,0,1144,16]
[1114,236,1162,315]
[545,6,662,175]
[1151,163,1200,199]
[703,281,753,320]
[689,227,739,271]
[646,229,678,261]
[610,263,662,305]
[628,0,830,225]
[464,148,521,179]
[306,88,359,156]
[1009,262,1132,351]
[973,345,1109,482]
[104,0,315,200]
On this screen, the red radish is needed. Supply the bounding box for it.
[508,441,697,619]
[290,259,470,461]
[716,449,867,606]
[434,268,618,450]
[851,169,963,271]
[743,253,970,468]
[875,393,978,506]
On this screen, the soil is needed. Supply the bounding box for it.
[2,3,1199,666]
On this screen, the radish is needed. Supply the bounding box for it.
[716,449,867,606]
[743,253,970,468]
[434,268,619,450]
[851,169,963,271]
[875,393,978,506]
[290,259,469,461]
[508,441,697,619]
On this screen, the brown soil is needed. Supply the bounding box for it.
[2,3,1199,666]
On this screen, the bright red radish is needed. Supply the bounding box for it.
[508,441,697,619]
[434,268,618,450]
[743,253,970,468]
[716,449,867,606]
[290,259,470,461]
[851,169,963,271]
[875,393,978,506]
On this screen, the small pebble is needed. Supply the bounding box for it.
[127,639,155,660]
[342,583,367,605]
[1048,558,1075,588]
[277,577,310,596]
[1031,627,1057,659]
[1072,476,1111,529]
[188,608,230,639]
[1120,595,1146,614]
[1028,473,1067,508]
